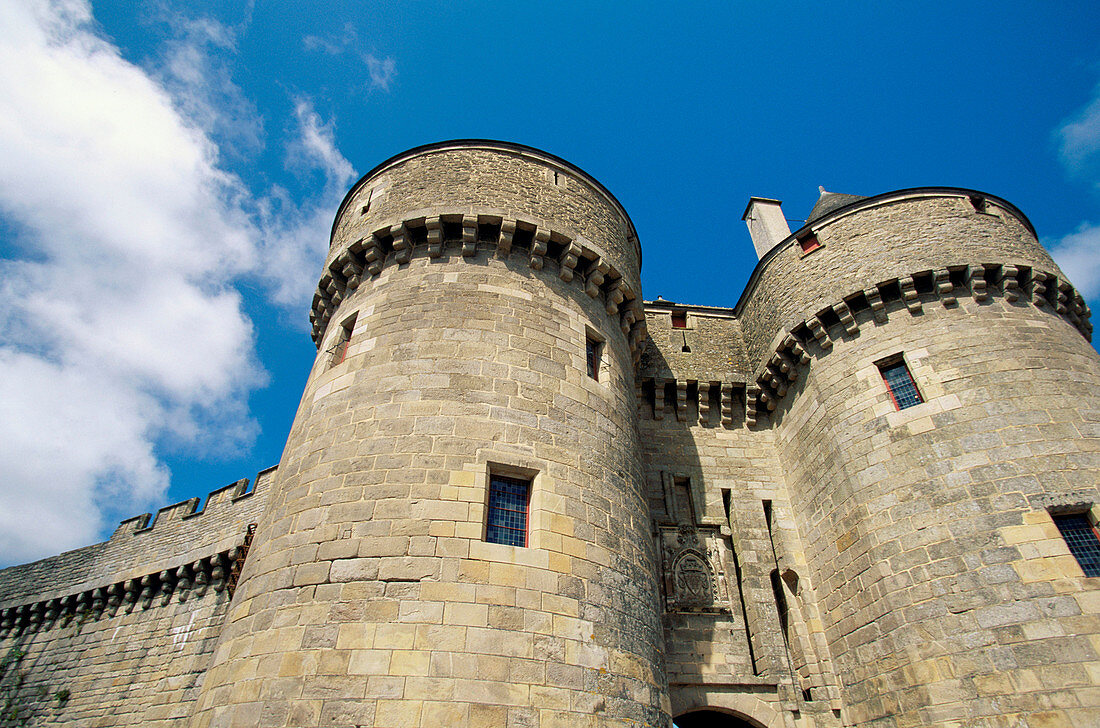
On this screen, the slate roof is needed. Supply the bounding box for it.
[806,186,867,225]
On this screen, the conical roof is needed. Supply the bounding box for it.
[806,186,866,225]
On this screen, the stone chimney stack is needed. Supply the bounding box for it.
[742,197,791,259]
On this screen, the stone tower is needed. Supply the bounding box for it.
[730,187,1100,726]
[189,141,667,727]
[2,143,1098,728]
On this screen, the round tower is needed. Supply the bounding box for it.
[190,141,666,727]
[741,189,1100,726]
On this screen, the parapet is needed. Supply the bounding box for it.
[0,466,276,610]
[311,140,650,364]
[736,188,1073,367]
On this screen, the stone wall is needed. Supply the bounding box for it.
[0,468,272,726]
[638,305,844,727]
[0,469,273,609]
[190,143,668,728]
[738,192,1062,369]
[0,587,232,727]
[772,287,1100,727]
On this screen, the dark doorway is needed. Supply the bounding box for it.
[674,709,758,727]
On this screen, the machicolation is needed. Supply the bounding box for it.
[2,140,1099,728]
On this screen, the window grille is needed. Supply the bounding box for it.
[879,358,923,409]
[486,475,530,547]
[1052,513,1100,577]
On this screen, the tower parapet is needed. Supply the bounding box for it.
[311,141,649,363]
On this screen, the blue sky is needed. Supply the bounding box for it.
[2,0,1100,565]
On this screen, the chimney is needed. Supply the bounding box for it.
[742,197,791,259]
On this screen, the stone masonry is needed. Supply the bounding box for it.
[1,140,1098,728]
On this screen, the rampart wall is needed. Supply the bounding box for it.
[0,468,274,726]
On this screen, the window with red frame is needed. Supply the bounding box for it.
[328,314,356,367]
[798,233,821,254]
[671,311,687,328]
[486,475,530,547]
[878,357,923,409]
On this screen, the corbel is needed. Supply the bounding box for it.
[193,559,210,597]
[934,268,956,306]
[107,583,122,615]
[675,380,688,422]
[175,565,191,602]
[27,603,42,631]
[899,276,922,313]
[653,378,665,420]
[806,316,832,350]
[620,306,636,336]
[364,235,384,275]
[340,252,363,292]
[391,223,410,264]
[586,260,608,298]
[746,385,760,427]
[1031,272,1051,307]
[497,219,515,257]
[833,301,859,335]
[211,553,228,593]
[559,241,581,282]
[139,574,156,610]
[864,286,887,323]
[1056,280,1072,316]
[43,598,59,628]
[602,278,623,316]
[759,387,777,412]
[720,383,735,427]
[698,382,712,425]
[969,264,988,302]
[1001,265,1020,303]
[461,215,478,257]
[530,228,549,270]
[424,216,444,258]
[158,570,175,607]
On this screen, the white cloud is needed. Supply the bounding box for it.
[1052,83,1100,306]
[1057,84,1100,178]
[303,22,357,56]
[151,12,264,158]
[257,99,357,307]
[365,53,396,92]
[1050,223,1100,301]
[0,0,353,565]
[302,23,396,93]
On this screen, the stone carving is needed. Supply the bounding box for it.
[660,526,728,613]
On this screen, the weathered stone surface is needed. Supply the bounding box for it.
[2,144,1098,728]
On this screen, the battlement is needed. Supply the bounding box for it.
[312,211,649,364]
[0,466,275,610]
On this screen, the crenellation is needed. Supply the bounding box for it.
[5,143,1099,728]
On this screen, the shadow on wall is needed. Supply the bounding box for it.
[637,342,775,715]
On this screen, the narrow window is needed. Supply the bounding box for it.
[1052,512,1100,577]
[878,357,923,410]
[671,310,687,329]
[586,336,602,381]
[486,475,530,547]
[673,477,695,524]
[329,314,357,367]
[798,233,820,254]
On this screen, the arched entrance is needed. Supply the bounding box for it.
[675,709,760,728]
